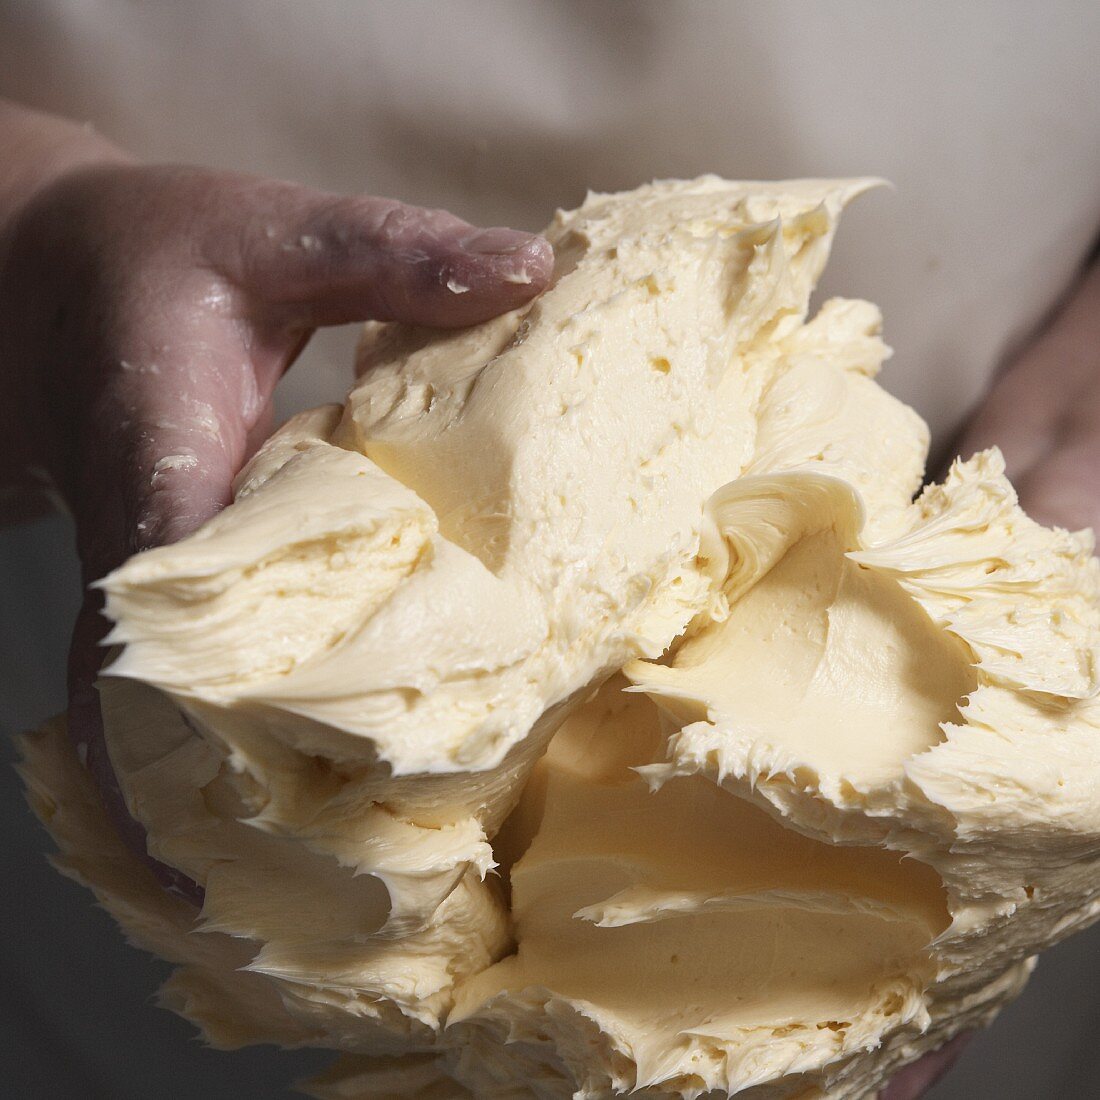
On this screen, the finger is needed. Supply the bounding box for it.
[68,592,204,904]
[64,312,261,906]
[951,341,1074,481]
[880,1033,973,1100]
[243,394,277,463]
[64,315,262,905]
[1015,437,1100,532]
[74,365,242,572]
[70,293,285,576]
[200,180,554,328]
[952,260,1100,479]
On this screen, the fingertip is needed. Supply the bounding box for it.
[507,232,555,293]
[251,190,556,327]
[427,231,553,323]
[459,226,543,256]
[461,228,554,286]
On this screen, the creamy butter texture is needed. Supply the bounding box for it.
[19,178,1100,1098]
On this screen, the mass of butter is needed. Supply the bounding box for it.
[19,178,1100,1099]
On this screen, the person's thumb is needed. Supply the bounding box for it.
[199,178,554,329]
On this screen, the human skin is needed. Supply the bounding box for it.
[1,100,1096,1098]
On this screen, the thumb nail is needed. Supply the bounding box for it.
[461,227,543,256]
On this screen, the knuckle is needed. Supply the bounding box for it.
[370,201,423,249]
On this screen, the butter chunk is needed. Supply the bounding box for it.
[18,177,1100,1099]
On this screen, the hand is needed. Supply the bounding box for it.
[880,1034,972,1100]
[882,255,1100,1098]
[0,109,552,896]
[952,257,1100,532]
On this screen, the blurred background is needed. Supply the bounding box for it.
[3,1,1100,1096]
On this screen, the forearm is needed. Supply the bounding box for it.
[0,100,131,512]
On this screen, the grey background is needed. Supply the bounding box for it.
[3,512,1100,1098]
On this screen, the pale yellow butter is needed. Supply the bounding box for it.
[19,178,1100,1099]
